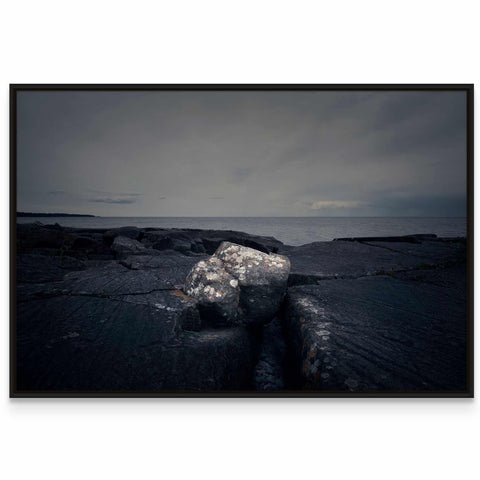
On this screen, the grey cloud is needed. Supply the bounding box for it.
[230,167,254,183]
[88,191,142,204]
[16,90,467,217]
[89,197,138,204]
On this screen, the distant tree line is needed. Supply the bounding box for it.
[17,212,95,217]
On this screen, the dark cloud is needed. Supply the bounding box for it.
[16,90,467,217]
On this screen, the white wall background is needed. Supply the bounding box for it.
[1,1,478,478]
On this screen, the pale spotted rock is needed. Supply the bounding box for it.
[215,242,290,324]
[184,242,291,326]
[184,256,241,326]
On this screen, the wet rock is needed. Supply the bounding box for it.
[284,265,467,392]
[215,242,290,324]
[184,257,240,326]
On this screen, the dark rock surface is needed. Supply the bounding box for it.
[141,228,283,254]
[15,223,468,394]
[253,318,286,391]
[15,223,272,392]
[111,235,149,257]
[284,236,466,285]
[103,226,141,244]
[283,236,467,393]
[17,254,86,283]
[17,291,257,391]
[334,234,438,243]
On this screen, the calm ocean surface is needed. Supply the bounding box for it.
[17,217,467,246]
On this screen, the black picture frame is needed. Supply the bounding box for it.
[10,84,474,398]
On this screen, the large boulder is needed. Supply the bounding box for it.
[215,242,290,323]
[184,257,240,326]
[184,242,290,326]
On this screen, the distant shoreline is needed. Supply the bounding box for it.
[17,212,95,218]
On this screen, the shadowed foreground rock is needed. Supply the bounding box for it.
[17,291,256,391]
[185,242,291,326]
[283,236,467,392]
[16,224,283,392]
[253,318,286,390]
[16,262,259,391]
[15,223,468,394]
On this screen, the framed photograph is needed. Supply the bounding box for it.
[10,84,473,397]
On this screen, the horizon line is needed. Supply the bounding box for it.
[16,213,467,219]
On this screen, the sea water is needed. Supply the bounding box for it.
[17,216,467,246]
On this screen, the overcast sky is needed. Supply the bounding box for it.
[17,90,467,217]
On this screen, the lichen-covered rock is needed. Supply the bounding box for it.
[184,242,290,326]
[214,242,290,324]
[184,257,240,326]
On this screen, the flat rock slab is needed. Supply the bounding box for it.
[284,265,467,392]
[120,252,207,275]
[17,254,86,283]
[60,253,207,295]
[285,238,466,285]
[16,289,257,392]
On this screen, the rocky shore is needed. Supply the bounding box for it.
[15,222,467,393]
